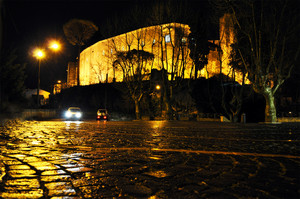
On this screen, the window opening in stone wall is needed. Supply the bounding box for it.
[165,35,170,43]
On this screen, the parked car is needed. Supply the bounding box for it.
[97,109,109,120]
[64,107,82,120]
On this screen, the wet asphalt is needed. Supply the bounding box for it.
[0,120,299,198]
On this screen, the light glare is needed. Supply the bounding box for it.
[33,48,45,59]
[49,41,61,51]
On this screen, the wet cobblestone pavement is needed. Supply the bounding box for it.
[0,120,299,198]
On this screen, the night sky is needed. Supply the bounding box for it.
[2,0,210,92]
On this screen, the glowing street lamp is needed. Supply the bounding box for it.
[49,40,61,51]
[34,48,45,59]
[33,40,61,107]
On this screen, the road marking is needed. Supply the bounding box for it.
[93,147,300,159]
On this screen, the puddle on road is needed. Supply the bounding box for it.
[144,170,170,178]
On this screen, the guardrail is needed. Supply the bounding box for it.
[22,109,57,120]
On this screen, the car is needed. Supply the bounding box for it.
[64,107,82,120]
[97,109,109,120]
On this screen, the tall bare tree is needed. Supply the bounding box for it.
[212,0,300,123]
[148,0,204,119]
[113,49,154,119]
[63,19,98,85]
[101,0,213,119]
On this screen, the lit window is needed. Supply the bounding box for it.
[122,46,125,51]
[165,35,171,43]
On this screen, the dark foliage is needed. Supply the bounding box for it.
[191,77,265,122]
[0,48,27,111]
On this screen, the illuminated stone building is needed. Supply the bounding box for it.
[78,14,245,86]
[67,62,78,87]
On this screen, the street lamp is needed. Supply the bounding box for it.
[156,84,161,90]
[49,40,61,51]
[33,40,61,107]
[33,48,45,108]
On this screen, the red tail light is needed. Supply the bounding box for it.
[104,116,107,119]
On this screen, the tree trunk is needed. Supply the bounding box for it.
[134,99,140,120]
[263,90,277,123]
[162,87,172,120]
[232,113,239,123]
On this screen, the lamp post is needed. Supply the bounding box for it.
[33,49,45,107]
[33,40,61,107]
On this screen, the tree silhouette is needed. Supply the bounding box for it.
[0,49,26,111]
[113,49,154,119]
[212,0,300,123]
[63,19,98,85]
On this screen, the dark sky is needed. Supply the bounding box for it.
[3,0,210,91]
[2,0,143,91]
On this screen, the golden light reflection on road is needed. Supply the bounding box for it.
[149,155,162,160]
[1,121,299,198]
[87,147,300,159]
[145,170,169,178]
[150,121,166,140]
[0,189,43,199]
[0,121,90,198]
[97,120,107,125]
[148,121,167,160]
[65,121,83,131]
[150,120,166,129]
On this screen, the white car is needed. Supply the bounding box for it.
[64,107,82,120]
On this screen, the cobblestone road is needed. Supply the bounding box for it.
[0,120,299,198]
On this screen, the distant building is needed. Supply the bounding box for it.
[53,80,68,94]
[75,14,246,87]
[67,62,78,87]
[25,89,50,106]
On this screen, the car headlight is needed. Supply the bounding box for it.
[65,111,72,118]
[75,112,82,118]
